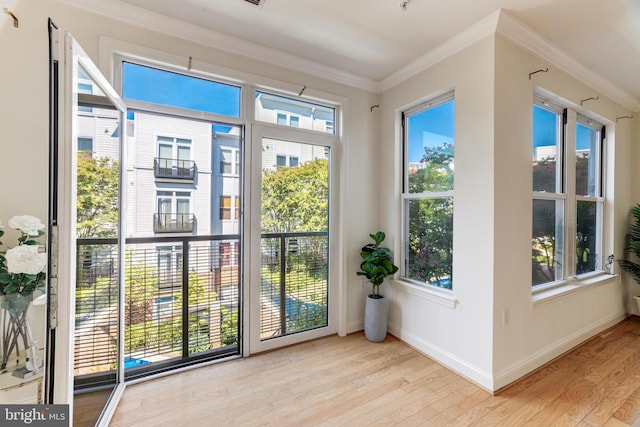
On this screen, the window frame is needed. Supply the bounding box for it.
[401,92,455,290]
[532,94,607,291]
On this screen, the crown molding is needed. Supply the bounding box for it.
[56,0,379,93]
[496,10,640,112]
[56,1,640,110]
[378,9,501,92]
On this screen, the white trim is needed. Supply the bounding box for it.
[379,10,501,92]
[532,273,619,305]
[492,309,626,390]
[387,322,493,391]
[64,2,640,110]
[391,279,457,309]
[496,10,640,112]
[60,0,378,93]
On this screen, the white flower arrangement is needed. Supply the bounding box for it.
[0,215,47,309]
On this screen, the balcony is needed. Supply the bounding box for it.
[153,213,195,233]
[154,158,196,181]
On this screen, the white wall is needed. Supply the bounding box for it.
[381,35,498,389]
[379,30,633,391]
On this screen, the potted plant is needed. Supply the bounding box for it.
[357,231,398,342]
[618,203,640,312]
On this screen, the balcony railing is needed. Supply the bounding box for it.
[75,234,241,388]
[153,213,195,233]
[154,157,196,180]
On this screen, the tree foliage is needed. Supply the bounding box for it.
[261,158,328,233]
[406,143,454,287]
[76,154,119,238]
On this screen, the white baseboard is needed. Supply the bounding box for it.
[492,310,627,390]
[387,321,494,391]
[388,309,626,392]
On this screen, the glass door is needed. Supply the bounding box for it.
[248,124,338,354]
[50,30,127,426]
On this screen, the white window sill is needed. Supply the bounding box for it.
[391,279,458,309]
[531,272,619,306]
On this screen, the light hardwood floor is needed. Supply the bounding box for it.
[109,318,640,426]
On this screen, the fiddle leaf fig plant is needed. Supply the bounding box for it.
[357,231,399,298]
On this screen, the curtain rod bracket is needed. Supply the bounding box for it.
[3,8,18,28]
[187,56,192,71]
[298,85,307,96]
[528,67,548,80]
[580,96,599,106]
[370,104,380,112]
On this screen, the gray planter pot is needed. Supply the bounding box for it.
[364,294,387,342]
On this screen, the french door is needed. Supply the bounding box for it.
[248,124,339,354]
[50,30,127,426]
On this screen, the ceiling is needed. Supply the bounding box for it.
[77,0,640,109]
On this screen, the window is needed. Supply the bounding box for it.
[220,149,232,174]
[532,95,605,287]
[255,91,335,134]
[156,136,193,179]
[78,137,93,156]
[220,195,240,220]
[402,94,455,289]
[156,191,193,232]
[276,155,298,167]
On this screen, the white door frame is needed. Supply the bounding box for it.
[245,123,340,355]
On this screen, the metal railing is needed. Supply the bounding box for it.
[73,230,329,387]
[153,213,195,233]
[74,234,240,387]
[154,157,196,180]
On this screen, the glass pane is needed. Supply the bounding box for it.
[532,199,564,285]
[123,62,240,117]
[177,146,190,161]
[576,123,600,197]
[260,138,329,339]
[406,100,455,193]
[533,105,561,193]
[158,144,172,159]
[576,200,598,274]
[405,198,453,288]
[256,92,335,134]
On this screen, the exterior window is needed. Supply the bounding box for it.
[78,137,93,156]
[220,196,231,220]
[220,196,240,220]
[255,91,335,134]
[532,96,605,287]
[156,136,193,179]
[276,155,298,167]
[220,149,232,174]
[402,94,454,289]
[155,191,193,233]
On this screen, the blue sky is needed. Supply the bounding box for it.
[122,62,240,117]
[534,105,592,153]
[407,100,455,162]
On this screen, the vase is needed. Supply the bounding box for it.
[0,293,32,371]
[364,294,387,342]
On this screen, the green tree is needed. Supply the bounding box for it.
[76,154,119,238]
[407,143,454,287]
[261,158,328,233]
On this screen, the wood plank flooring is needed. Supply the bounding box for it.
[108,318,640,426]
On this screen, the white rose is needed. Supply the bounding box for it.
[8,215,45,236]
[5,245,47,275]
